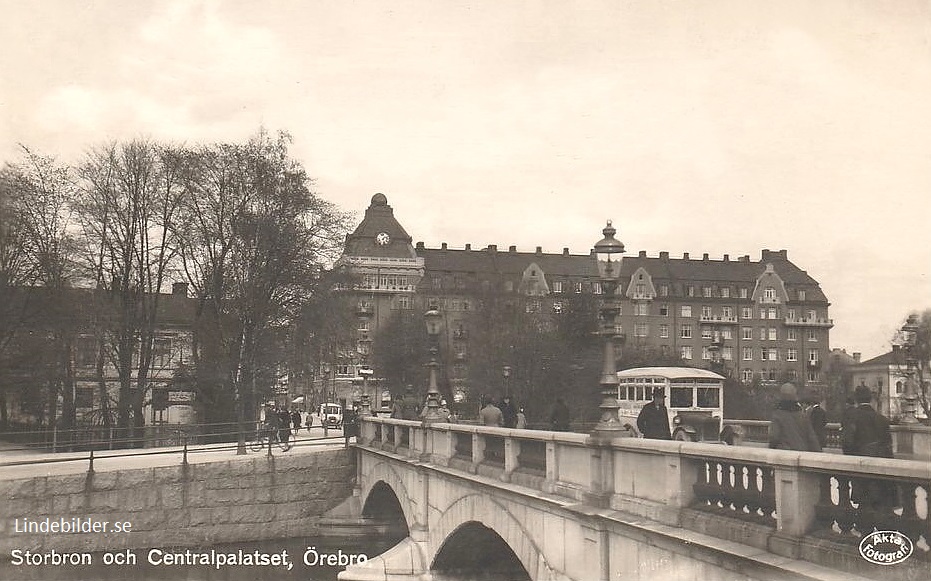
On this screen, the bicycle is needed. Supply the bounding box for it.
[248,426,293,452]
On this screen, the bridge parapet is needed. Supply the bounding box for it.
[359,417,930,580]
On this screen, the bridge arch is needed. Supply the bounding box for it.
[432,521,531,580]
[359,459,420,531]
[431,493,567,581]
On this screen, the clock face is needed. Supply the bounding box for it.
[375,232,391,246]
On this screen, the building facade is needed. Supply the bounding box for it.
[333,194,833,404]
[851,347,928,420]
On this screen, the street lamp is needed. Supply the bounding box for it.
[359,366,375,416]
[900,314,920,424]
[502,365,512,398]
[592,220,626,436]
[422,305,444,423]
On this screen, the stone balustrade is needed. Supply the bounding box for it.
[359,416,930,579]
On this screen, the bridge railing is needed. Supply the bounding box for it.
[358,416,930,569]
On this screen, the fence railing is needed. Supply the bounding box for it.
[358,416,931,573]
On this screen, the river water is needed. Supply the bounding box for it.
[1,536,398,581]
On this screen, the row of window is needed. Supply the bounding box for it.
[631,323,819,341]
[74,336,185,369]
[428,276,810,302]
[675,345,819,362]
[741,369,820,383]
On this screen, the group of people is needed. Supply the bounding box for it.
[479,395,527,428]
[389,385,456,422]
[767,382,892,459]
[262,405,320,444]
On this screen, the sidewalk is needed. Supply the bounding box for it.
[0,429,348,481]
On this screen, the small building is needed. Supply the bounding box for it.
[851,347,927,421]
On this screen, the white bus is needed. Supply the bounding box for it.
[616,367,730,442]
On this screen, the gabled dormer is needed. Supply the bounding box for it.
[751,263,789,305]
[625,266,656,301]
[519,262,550,297]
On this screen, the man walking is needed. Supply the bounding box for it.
[637,388,672,440]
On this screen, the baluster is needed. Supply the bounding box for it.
[835,475,855,536]
[759,466,776,523]
[813,473,835,533]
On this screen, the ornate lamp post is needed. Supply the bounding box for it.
[900,314,920,424]
[592,220,626,436]
[502,365,512,398]
[422,305,444,423]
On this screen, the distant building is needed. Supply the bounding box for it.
[0,283,196,428]
[334,194,834,403]
[851,347,927,420]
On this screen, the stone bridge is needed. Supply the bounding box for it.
[340,417,929,581]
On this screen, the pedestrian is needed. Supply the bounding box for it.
[480,399,503,427]
[549,398,570,431]
[438,399,452,422]
[637,387,672,440]
[515,407,527,429]
[277,407,292,444]
[500,395,518,428]
[802,391,828,449]
[305,410,314,431]
[291,409,302,436]
[343,405,360,448]
[768,383,821,452]
[842,385,895,511]
[842,385,893,458]
[400,385,420,420]
[390,393,404,419]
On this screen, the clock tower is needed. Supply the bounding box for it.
[332,194,424,408]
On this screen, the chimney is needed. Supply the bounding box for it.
[172,282,189,297]
[639,251,647,257]
[723,254,729,261]
[441,242,448,250]
[739,255,750,262]
[703,253,709,261]
[487,244,497,252]
[509,245,517,253]
[853,352,861,363]
[563,248,570,256]
[536,246,543,255]
[660,251,669,260]
[465,244,471,251]
[683,252,690,260]
[416,241,425,250]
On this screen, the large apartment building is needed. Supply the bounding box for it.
[330,194,833,404]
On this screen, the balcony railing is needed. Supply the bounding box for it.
[785,317,834,327]
[698,315,738,324]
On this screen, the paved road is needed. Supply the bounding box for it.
[0,429,349,481]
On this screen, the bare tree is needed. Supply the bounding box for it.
[0,147,79,431]
[173,130,351,450]
[74,139,185,443]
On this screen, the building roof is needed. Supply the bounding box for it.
[617,367,726,380]
[857,349,907,368]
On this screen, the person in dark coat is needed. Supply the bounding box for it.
[343,405,360,448]
[549,398,570,431]
[480,399,503,427]
[500,396,518,428]
[291,409,302,436]
[278,407,292,444]
[842,385,894,511]
[637,388,672,440]
[768,383,821,452]
[802,391,828,449]
[400,385,420,420]
[842,385,893,458]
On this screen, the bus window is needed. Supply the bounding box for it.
[697,387,720,408]
[670,387,693,408]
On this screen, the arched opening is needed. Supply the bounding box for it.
[361,481,409,542]
[432,521,531,580]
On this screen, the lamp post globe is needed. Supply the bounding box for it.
[423,305,444,423]
[592,220,626,437]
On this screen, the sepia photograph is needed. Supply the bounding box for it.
[1,1,929,580]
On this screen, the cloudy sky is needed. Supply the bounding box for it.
[2,0,929,359]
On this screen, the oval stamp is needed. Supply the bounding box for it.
[858,531,913,565]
